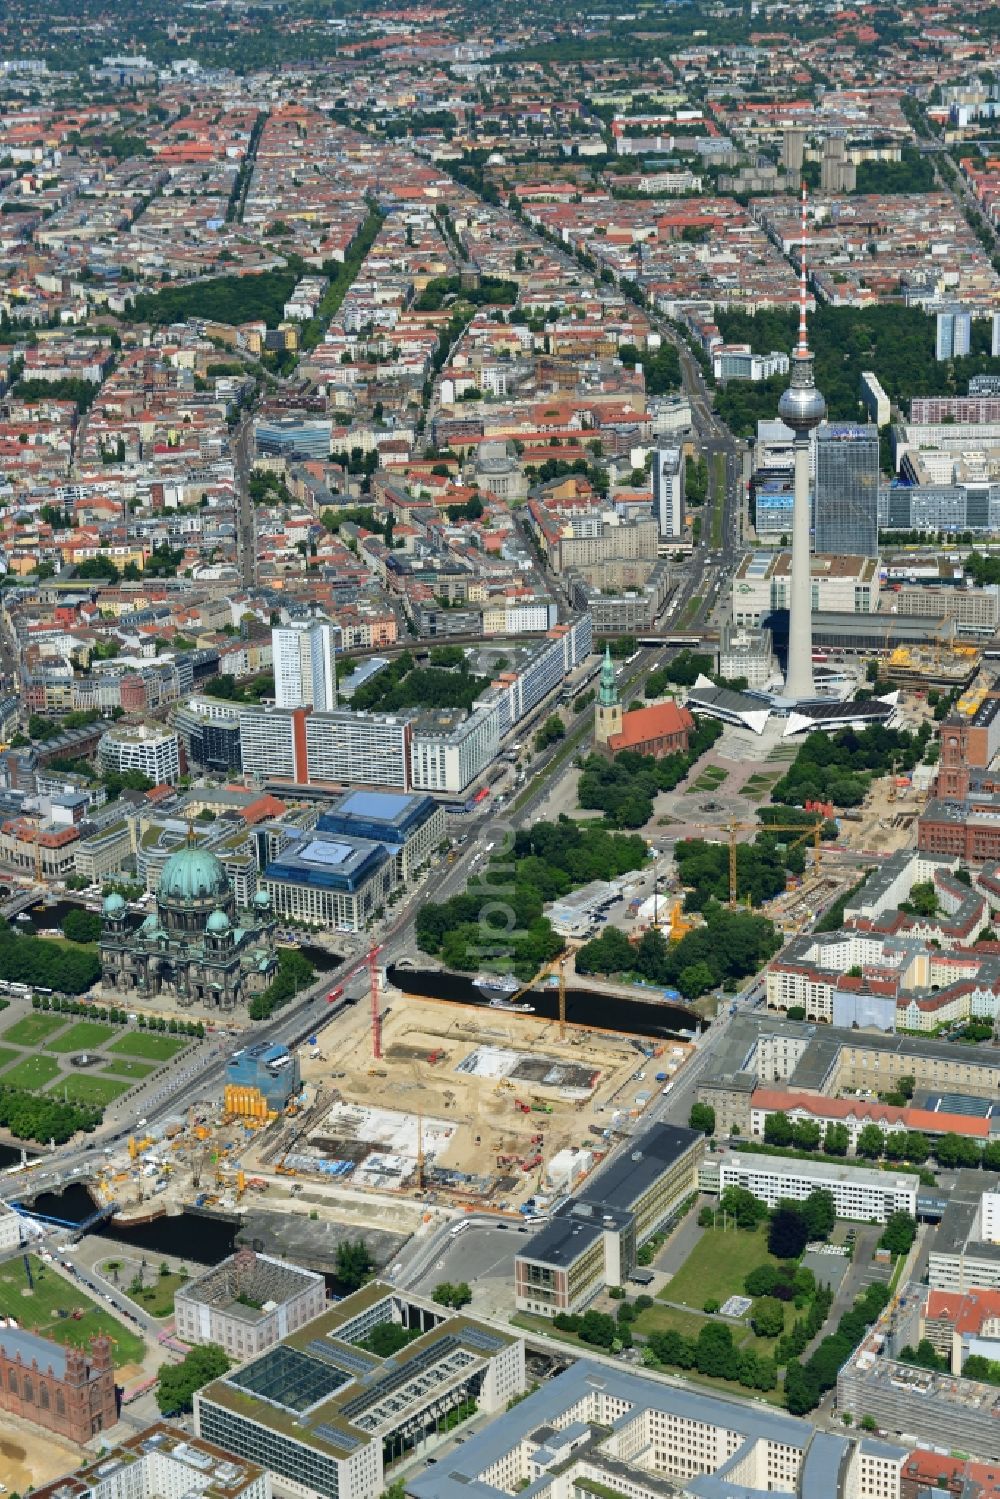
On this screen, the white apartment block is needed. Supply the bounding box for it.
[410,703,500,795]
[239,706,300,782]
[273,620,337,711]
[708,1149,918,1222]
[306,710,411,789]
[96,723,181,785]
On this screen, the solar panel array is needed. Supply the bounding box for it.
[227,1346,350,1413]
[314,1423,364,1454]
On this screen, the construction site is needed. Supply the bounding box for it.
[79,961,693,1234]
[247,986,689,1213]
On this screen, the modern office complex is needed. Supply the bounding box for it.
[254,414,333,459]
[514,1123,703,1314]
[704,1149,919,1222]
[273,620,337,711]
[175,1247,326,1360]
[261,829,394,930]
[652,444,684,538]
[407,1361,906,1499]
[879,481,1000,535]
[316,790,447,880]
[96,721,181,785]
[32,1424,270,1499]
[237,621,591,797]
[813,423,879,557]
[194,1282,526,1499]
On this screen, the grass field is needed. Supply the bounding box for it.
[116,1270,188,1319]
[0,1255,145,1367]
[686,766,729,795]
[109,1032,188,1061]
[45,1021,115,1054]
[2,1014,67,1047]
[661,1225,779,1309]
[4,1055,60,1089]
[635,1297,788,1352]
[101,1057,155,1079]
[48,1074,131,1107]
[0,1045,23,1073]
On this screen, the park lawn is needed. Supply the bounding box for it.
[0,1255,145,1367]
[2,1013,68,1047]
[634,1297,789,1357]
[109,1032,188,1061]
[119,1271,188,1319]
[48,1073,131,1107]
[0,1045,23,1073]
[685,767,728,794]
[4,1055,61,1089]
[101,1057,155,1080]
[45,1021,115,1053]
[661,1225,779,1310]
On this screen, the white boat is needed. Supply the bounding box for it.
[489,998,535,1013]
[473,972,519,1000]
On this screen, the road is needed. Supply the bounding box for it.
[234,415,256,586]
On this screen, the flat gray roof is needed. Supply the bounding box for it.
[406,1360,868,1499]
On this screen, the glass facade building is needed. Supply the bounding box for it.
[813,423,879,557]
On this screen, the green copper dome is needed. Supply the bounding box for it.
[157,846,229,904]
[103,892,126,917]
[206,909,231,934]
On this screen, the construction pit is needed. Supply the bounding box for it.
[244,991,689,1214]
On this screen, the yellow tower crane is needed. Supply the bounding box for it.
[686,819,826,909]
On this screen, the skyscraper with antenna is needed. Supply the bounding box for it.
[779,184,826,701]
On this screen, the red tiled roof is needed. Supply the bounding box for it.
[608,701,694,751]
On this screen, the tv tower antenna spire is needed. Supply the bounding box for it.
[779,183,826,702]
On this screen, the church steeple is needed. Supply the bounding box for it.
[595,644,623,749]
[598,644,619,708]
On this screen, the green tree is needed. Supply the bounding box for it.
[879,1212,917,1256]
[156,1344,230,1414]
[61,909,101,944]
[335,1239,374,1292]
[768,1205,809,1259]
[802,1189,836,1242]
[750,1296,785,1339]
[689,1102,715,1136]
[856,1123,885,1159]
[720,1185,768,1230]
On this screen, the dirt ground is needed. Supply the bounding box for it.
[270,991,682,1209]
[0,1410,84,1490]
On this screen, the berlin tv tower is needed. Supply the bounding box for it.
[780,184,826,701]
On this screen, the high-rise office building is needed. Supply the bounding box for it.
[652,446,684,538]
[992,310,1000,358]
[936,306,972,361]
[272,620,337,711]
[813,423,879,557]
